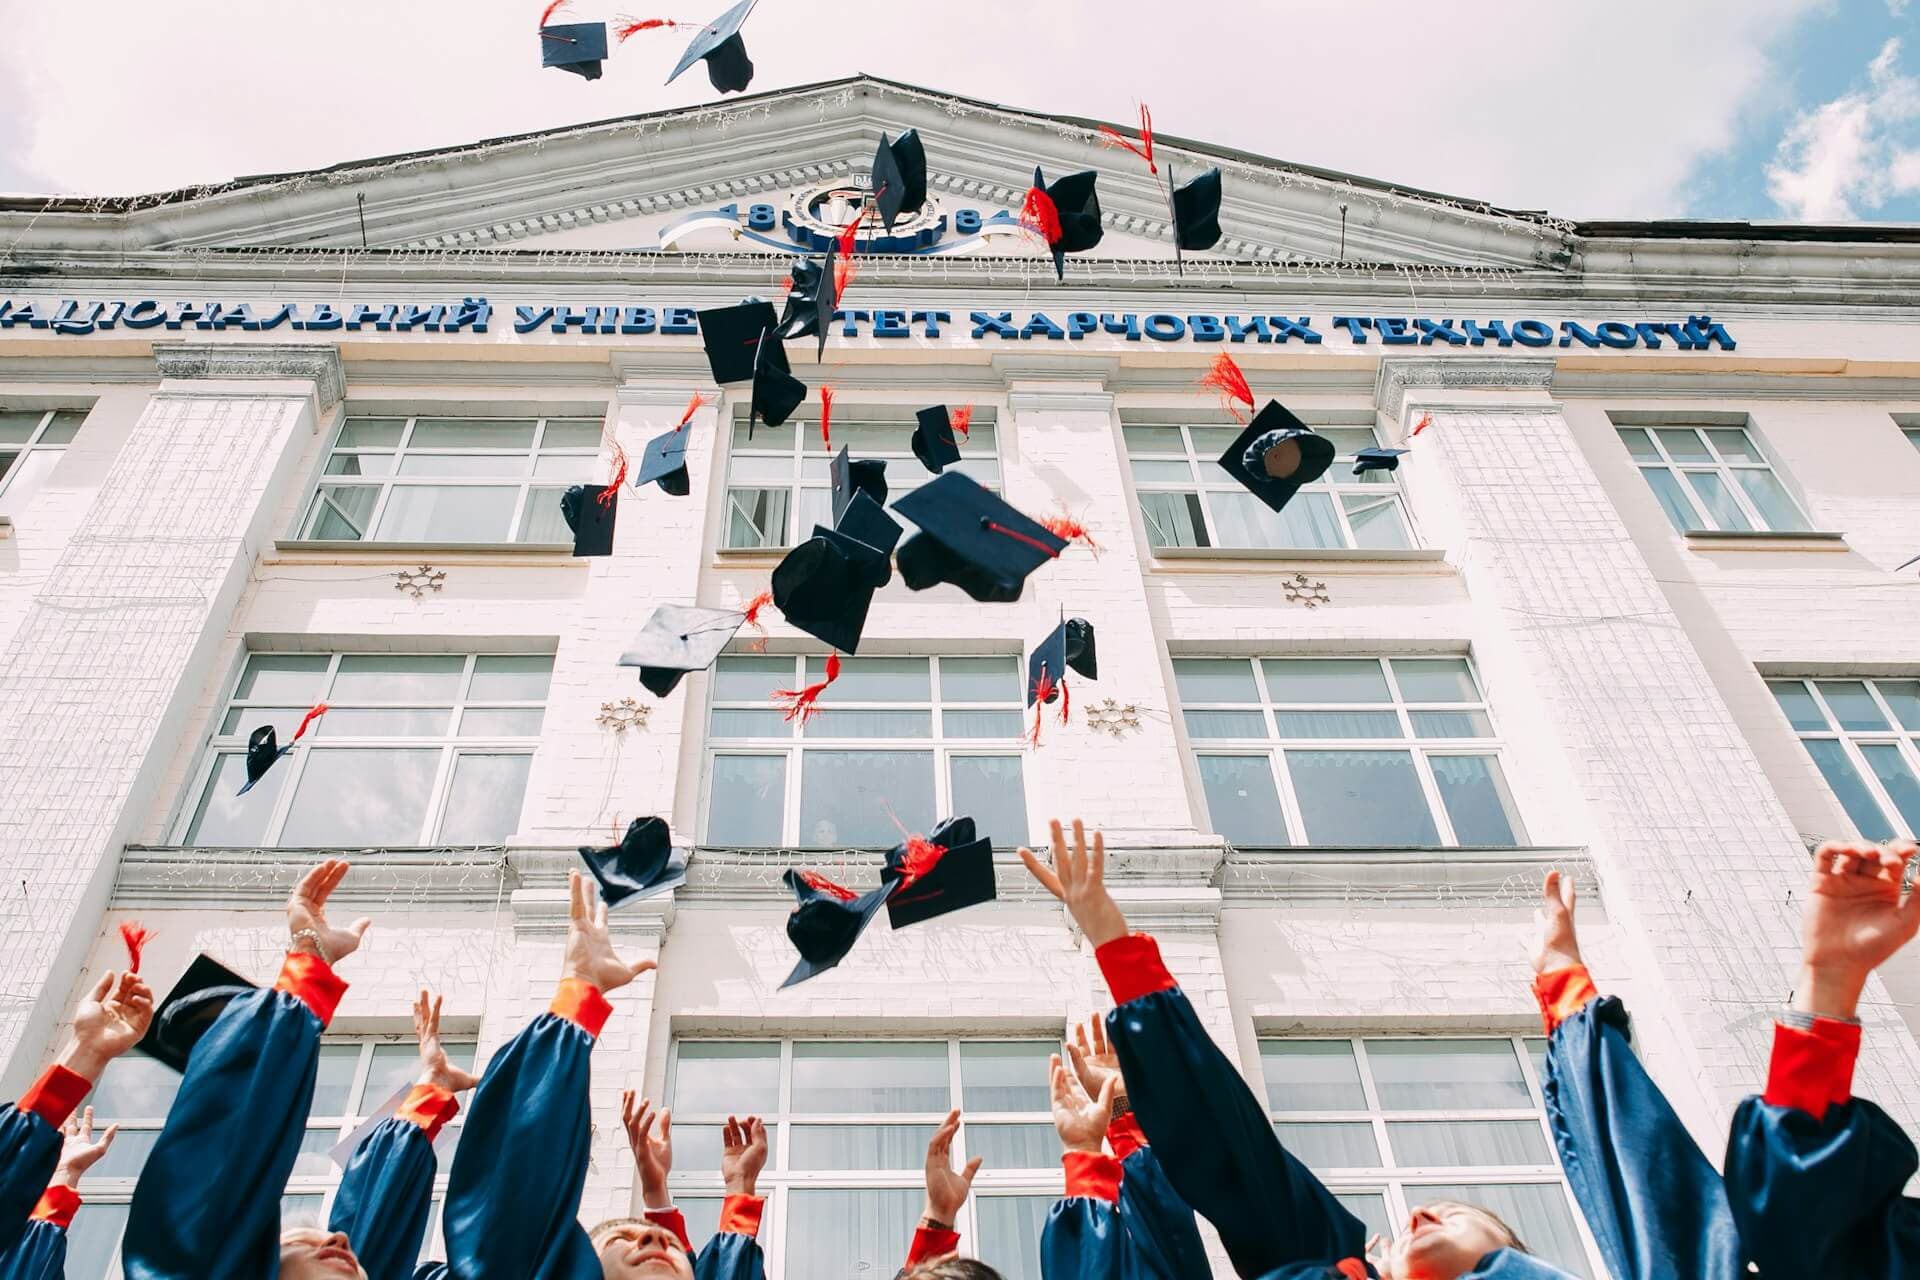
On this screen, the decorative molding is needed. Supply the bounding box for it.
[393,564,446,598]
[1218,845,1594,904]
[114,846,513,908]
[508,851,673,939]
[1281,572,1332,608]
[152,342,346,410]
[1373,356,1558,422]
[1083,699,1142,739]
[597,698,651,733]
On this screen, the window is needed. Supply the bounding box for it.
[706,655,1028,849]
[1124,420,1411,552]
[181,652,551,848]
[1904,426,1920,454]
[722,408,1001,549]
[63,1034,477,1279]
[298,414,605,544]
[1177,656,1524,848]
[0,408,84,514]
[1261,1034,1595,1278]
[666,1038,1059,1280]
[1770,677,1920,840]
[1615,424,1809,534]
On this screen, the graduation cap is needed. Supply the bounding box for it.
[892,472,1067,604]
[579,816,687,907]
[834,489,902,561]
[911,406,964,475]
[667,0,758,93]
[635,428,692,496]
[776,255,835,360]
[869,130,928,233]
[561,483,617,556]
[1022,167,1104,282]
[540,20,609,79]
[831,446,889,522]
[750,331,808,435]
[1217,401,1336,515]
[772,536,878,654]
[1026,617,1097,744]
[618,602,755,697]
[136,954,256,1074]
[780,868,898,989]
[238,704,327,796]
[699,301,785,385]
[1170,164,1224,253]
[883,816,996,929]
[1353,447,1409,476]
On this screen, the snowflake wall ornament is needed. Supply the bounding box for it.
[1282,573,1332,608]
[596,698,651,734]
[1084,699,1142,739]
[393,565,446,599]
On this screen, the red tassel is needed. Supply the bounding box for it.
[833,255,856,306]
[291,702,329,743]
[119,921,152,974]
[774,652,841,724]
[615,17,684,40]
[1199,353,1255,421]
[1020,185,1063,246]
[800,871,858,903]
[740,590,774,653]
[836,209,863,260]
[819,386,833,452]
[1040,511,1100,557]
[1097,104,1157,174]
[832,210,863,304]
[1411,412,1433,437]
[896,837,949,888]
[1059,677,1070,726]
[538,0,571,25]
[984,520,1063,559]
[676,391,707,432]
[950,404,973,439]
[1029,669,1056,747]
[598,442,628,506]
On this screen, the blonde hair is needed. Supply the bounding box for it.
[905,1261,1004,1280]
[1418,1200,1532,1255]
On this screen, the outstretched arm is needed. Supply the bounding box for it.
[0,1107,120,1280]
[900,1109,979,1273]
[1038,1050,1127,1280]
[693,1114,769,1280]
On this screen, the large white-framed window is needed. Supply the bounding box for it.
[666,1037,1059,1280]
[1615,424,1810,535]
[298,414,606,544]
[704,655,1029,849]
[1770,677,1920,841]
[1261,1033,1597,1278]
[1176,656,1525,848]
[63,1034,478,1279]
[1123,419,1412,552]
[722,407,1001,550]
[0,408,85,514]
[179,651,552,848]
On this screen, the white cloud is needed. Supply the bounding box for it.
[0,0,1822,219]
[1891,0,1910,15]
[1767,37,1920,219]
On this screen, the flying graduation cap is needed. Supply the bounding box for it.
[1026,617,1098,745]
[892,472,1067,603]
[869,130,928,232]
[667,0,758,93]
[776,254,836,360]
[239,703,328,796]
[1353,446,1409,476]
[1021,167,1104,283]
[1219,402,1337,515]
[618,600,768,697]
[579,816,688,907]
[561,483,618,556]
[771,485,900,656]
[699,300,783,385]
[780,868,898,988]
[634,428,692,496]
[137,954,257,1074]
[831,446,889,522]
[539,1,610,80]
[1168,164,1224,276]
[911,406,966,475]
[882,815,996,929]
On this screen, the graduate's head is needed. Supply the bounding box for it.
[1383,1199,1528,1279]
[591,1218,695,1279]
[905,1259,1003,1279]
[278,1227,366,1279]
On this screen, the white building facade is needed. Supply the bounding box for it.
[3,75,1920,1278]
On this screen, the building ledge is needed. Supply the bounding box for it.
[1149,547,1453,573]
[1682,530,1848,552]
[269,539,579,561]
[1219,845,1593,903]
[115,845,512,907]
[714,546,787,568]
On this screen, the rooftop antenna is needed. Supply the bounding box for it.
[356,192,369,249]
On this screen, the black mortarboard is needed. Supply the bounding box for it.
[911,406,964,475]
[780,868,898,988]
[750,331,808,434]
[831,446,889,522]
[772,536,876,654]
[1031,166,1104,282]
[561,483,617,556]
[883,816,996,929]
[1352,447,1409,476]
[892,472,1066,604]
[1026,617,1097,708]
[137,954,256,1074]
[667,0,758,93]
[1064,616,1097,679]
[240,726,288,795]
[699,300,784,385]
[635,429,692,496]
[579,816,687,907]
[834,489,903,561]
[1170,164,1224,258]
[1217,401,1336,515]
[870,130,928,232]
[541,21,609,79]
[618,603,747,697]
[776,254,835,360]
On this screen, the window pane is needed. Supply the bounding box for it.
[1264,659,1392,704]
[1802,740,1896,841]
[1261,1041,1365,1110]
[671,1043,780,1114]
[1273,711,1403,739]
[789,1124,936,1170]
[0,411,43,443]
[541,420,605,448]
[373,485,519,542]
[1333,1193,1392,1246]
[1654,428,1711,461]
[725,488,789,548]
[1410,710,1494,738]
[733,417,793,449]
[1184,710,1269,739]
[409,418,537,448]
[364,1041,473,1111]
[1682,470,1751,532]
[0,449,59,512]
[731,456,796,485]
[1285,751,1439,845]
[1860,744,1920,833]
[1615,427,1659,461]
[1431,756,1522,846]
[1276,1121,1381,1170]
[90,1125,162,1178]
[291,1126,343,1177]
[185,753,282,846]
[314,708,450,737]
[1392,658,1480,703]
[785,1189,920,1278]
[669,1123,728,1172]
[470,655,553,700]
[1704,428,1762,462]
[518,487,573,543]
[459,708,545,737]
[714,656,795,702]
[1367,1040,1530,1110]
[960,1042,1055,1111]
[438,754,531,843]
[303,485,379,540]
[940,657,1021,703]
[1388,1120,1550,1166]
[532,455,595,480]
[1138,491,1208,548]
[1130,459,1196,483]
[337,418,405,447]
[812,656,930,701]
[1173,659,1260,703]
[799,751,934,846]
[706,756,786,845]
[310,1043,364,1114]
[1210,490,1343,550]
[279,749,440,845]
[1732,469,1810,532]
[65,1201,127,1280]
[711,709,790,738]
[1877,680,1920,730]
[1344,493,1412,549]
[1816,681,1889,731]
[1122,425,1185,454]
[1770,681,1828,731]
[976,1195,1052,1280]
[949,755,1027,848]
[944,710,1025,738]
[333,655,464,702]
[396,453,529,477]
[802,710,932,738]
[236,654,331,702]
[91,1054,181,1117]
[221,706,308,737]
[1419,1185,1591,1279]
[326,454,394,476]
[968,1123,1057,1168]
[1639,467,1698,533]
[1197,755,1288,846]
[791,1042,948,1113]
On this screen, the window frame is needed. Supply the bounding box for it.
[0,407,85,511]
[1614,423,1810,534]
[1769,676,1920,840]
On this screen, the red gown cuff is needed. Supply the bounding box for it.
[717,1193,765,1238]
[1764,1016,1861,1121]
[1532,964,1599,1036]
[18,1065,90,1127]
[30,1185,80,1229]
[1107,1112,1146,1162]
[549,978,613,1039]
[396,1083,461,1140]
[907,1224,962,1265]
[644,1207,692,1253]
[1095,934,1178,1007]
[1062,1150,1123,1203]
[274,951,348,1027]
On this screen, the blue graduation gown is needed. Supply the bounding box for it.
[328,1099,447,1280]
[0,1219,66,1280]
[1116,1137,1210,1279]
[0,1069,85,1255]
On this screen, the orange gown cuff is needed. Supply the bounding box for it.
[29,1185,79,1229]
[907,1224,963,1265]
[18,1065,90,1127]
[274,951,349,1027]
[1532,964,1599,1036]
[549,978,613,1039]
[717,1193,766,1238]
[1107,1112,1146,1162]
[396,1083,461,1140]
[1062,1150,1123,1203]
[1764,1017,1861,1121]
[1095,934,1177,1007]
[644,1206,692,1253]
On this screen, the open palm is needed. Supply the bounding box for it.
[1804,842,1920,977]
[288,860,371,963]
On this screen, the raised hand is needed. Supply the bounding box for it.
[65,970,154,1080]
[1066,1017,1127,1114]
[52,1107,118,1190]
[1019,818,1129,947]
[413,990,479,1093]
[721,1114,768,1198]
[1529,870,1584,975]
[563,869,657,993]
[622,1091,674,1209]
[1796,840,1920,1019]
[287,859,371,965]
[1050,1052,1116,1155]
[922,1108,982,1228]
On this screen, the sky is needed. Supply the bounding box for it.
[0,0,1913,223]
